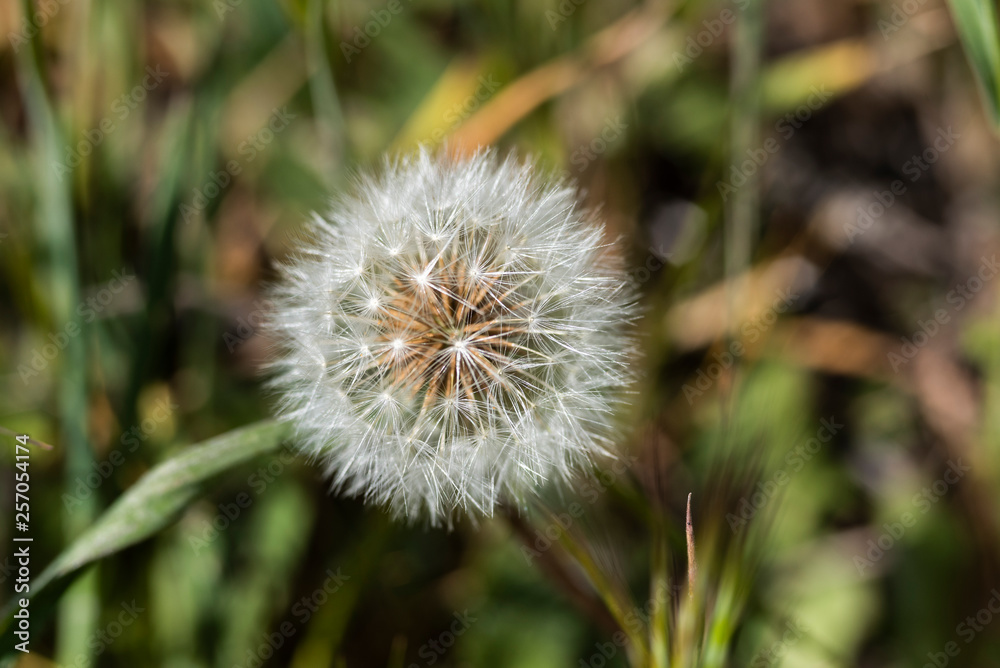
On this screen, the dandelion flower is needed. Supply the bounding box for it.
[269,149,636,525]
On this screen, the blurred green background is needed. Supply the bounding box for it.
[3,0,1000,665]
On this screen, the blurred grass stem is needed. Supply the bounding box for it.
[13,0,98,663]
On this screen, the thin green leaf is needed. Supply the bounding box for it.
[649,510,671,668]
[947,0,1000,129]
[13,0,97,660]
[0,419,293,659]
[550,512,650,667]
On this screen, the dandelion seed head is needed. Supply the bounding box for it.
[268,148,637,526]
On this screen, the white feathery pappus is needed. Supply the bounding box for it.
[267,148,638,526]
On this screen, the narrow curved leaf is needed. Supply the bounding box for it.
[947,0,1000,130]
[1,419,293,658]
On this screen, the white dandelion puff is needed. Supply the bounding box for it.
[268,148,637,526]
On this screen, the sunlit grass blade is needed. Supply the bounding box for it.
[550,512,650,667]
[0,419,294,660]
[649,509,670,668]
[947,0,1000,129]
[699,558,741,668]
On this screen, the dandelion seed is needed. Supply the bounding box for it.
[268,148,637,525]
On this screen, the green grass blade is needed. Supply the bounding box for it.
[649,511,671,668]
[551,515,650,667]
[12,0,97,662]
[0,419,294,659]
[305,0,348,179]
[723,0,765,415]
[947,0,1000,128]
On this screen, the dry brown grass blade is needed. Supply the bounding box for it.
[0,424,54,450]
[448,3,670,154]
[768,317,907,386]
[664,255,819,352]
